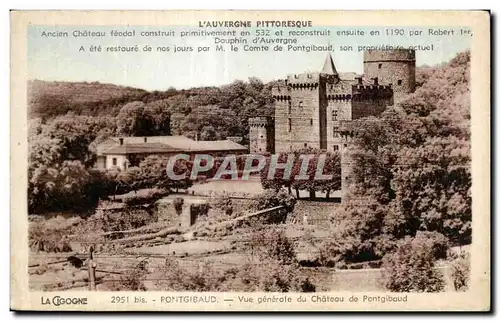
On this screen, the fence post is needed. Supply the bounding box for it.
[88,245,97,291]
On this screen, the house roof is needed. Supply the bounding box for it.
[109,136,194,146]
[103,143,182,155]
[188,140,248,152]
[99,136,248,155]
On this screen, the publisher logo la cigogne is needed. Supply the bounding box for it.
[41,296,88,306]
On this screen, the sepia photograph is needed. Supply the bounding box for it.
[10,10,490,311]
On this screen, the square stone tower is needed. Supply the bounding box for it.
[273,54,340,152]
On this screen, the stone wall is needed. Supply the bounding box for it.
[156,197,209,229]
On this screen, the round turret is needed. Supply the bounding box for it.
[363,49,416,102]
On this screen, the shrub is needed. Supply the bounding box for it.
[103,208,153,235]
[154,257,315,292]
[372,234,398,258]
[155,258,228,291]
[317,234,375,266]
[227,261,316,292]
[28,217,81,253]
[414,231,449,260]
[212,196,234,216]
[382,237,445,292]
[122,189,168,206]
[450,251,470,291]
[249,228,296,265]
[108,268,147,291]
[254,189,296,213]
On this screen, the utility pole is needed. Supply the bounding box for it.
[88,245,97,291]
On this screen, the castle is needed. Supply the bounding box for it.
[249,49,416,201]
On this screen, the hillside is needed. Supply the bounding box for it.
[28,80,151,118]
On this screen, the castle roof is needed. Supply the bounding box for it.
[321,53,338,75]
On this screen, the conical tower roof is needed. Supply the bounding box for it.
[321,53,338,75]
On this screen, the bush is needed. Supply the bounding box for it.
[154,257,315,292]
[122,189,169,206]
[103,208,154,235]
[382,237,445,292]
[227,261,315,292]
[249,228,296,265]
[28,217,82,253]
[108,268,147,291]
[414,231,449,260]
[372,234,398,258]
[450,251,470,291]
[317,234,375,266]
[212,196,234,216]
[155,258,228,291]
[254,189,296,213]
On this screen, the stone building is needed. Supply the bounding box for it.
[248,49,416,201]
[95,135,247,171]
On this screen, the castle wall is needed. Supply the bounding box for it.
[351,98,390,120]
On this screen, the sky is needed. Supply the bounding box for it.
[27,25,471,91]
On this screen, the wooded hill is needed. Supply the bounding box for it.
[28,78,275,121]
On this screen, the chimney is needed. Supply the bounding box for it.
[144,137,147,143]
[119,138,124,145]
[372,77,379,86]
[195,132,199,141]
[355,76,363,85]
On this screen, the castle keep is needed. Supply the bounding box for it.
[249,49,416,201]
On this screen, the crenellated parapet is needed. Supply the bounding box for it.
[271,83,291,100]
[286,72,320,83]
[364,48,416,63]
[349,76,393,101]
[249,116,273,128]
[288,82,319,90]
[352,84,393,101]
[327,93,353,101]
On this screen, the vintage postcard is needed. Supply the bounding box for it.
[10,10,490,311]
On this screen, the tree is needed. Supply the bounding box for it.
[260,152,294,193]
[40,115,107,167]
[116,167,142,193]
[138,155,193,192]
[382,237,445,292]
[200,125,217,141]
[143,99,171,135]
[116,101,149,136]
[28,161,97,213]
[337,50,471,259]
[260,149,341,200]
[291,149,341,200]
